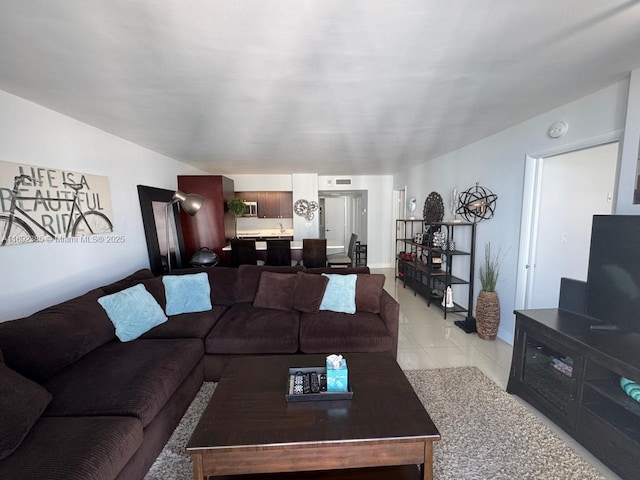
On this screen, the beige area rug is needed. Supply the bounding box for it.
[145,367,606,480]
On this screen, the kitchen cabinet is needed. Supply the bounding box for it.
[236,191,258,203]
[279,191,293,217]
[178,175,235,261]
[235,191,293,218]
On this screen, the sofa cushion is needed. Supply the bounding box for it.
[253,271,298,311]
[205,303,300,354]
[0,363,52,460]
[98,284,168,342]
[164,267,239,306]
[306,267,370,275]
[299,311,393,354]
[140,305,228,339]
[293,271,329,313]
[320,274,357,314]
[235,265,305,303]
[100,268,156,295]
[139,276,167,306]
[163,272,212,315]
[356,274,386,314]
[0,416,142,480]
[0,289,116,383]
[44,339,203,427]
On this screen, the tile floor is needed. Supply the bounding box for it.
[374,267,622,480]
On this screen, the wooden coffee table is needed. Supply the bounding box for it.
[186,353,440,480]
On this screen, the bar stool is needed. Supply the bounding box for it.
[266,239,292,266]
[230,239,258,267]
[302,238,327,268]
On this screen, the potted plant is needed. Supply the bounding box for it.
[476,242,503,340]
[227,198,246,238]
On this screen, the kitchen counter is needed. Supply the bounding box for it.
[236,229,294,239]
[222,240,344,252]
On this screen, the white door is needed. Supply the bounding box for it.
[525,142,618,308]
[324,197,346,251]
[392,187,406,259]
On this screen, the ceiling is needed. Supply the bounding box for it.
[1,1,640,175]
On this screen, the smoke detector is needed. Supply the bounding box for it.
[547,121,568,138]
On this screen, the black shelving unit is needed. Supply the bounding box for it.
[396,219,476,328]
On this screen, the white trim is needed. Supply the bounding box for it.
[528,129,623,159]
[392,185,407,264]
[514,155,542,310]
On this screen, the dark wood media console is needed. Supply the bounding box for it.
[507,308,640,480]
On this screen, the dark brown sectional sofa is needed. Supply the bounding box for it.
[0,265,399,480]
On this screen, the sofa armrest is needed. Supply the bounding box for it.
[379,290,400,358]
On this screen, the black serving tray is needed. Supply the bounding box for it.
[285,366,353,403]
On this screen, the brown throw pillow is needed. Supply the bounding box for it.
[253,272,298,311]
[293,272,330,313]
[0,363,52,460]
[355,274,386,313]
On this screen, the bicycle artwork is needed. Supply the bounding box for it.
[0,167,114,247]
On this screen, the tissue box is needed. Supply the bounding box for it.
[326,357,348,392]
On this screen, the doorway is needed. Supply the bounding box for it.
[516,142,619,309]
[318,190,368,253]
[392,186,407,260]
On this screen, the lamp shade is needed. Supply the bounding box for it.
[172,190,204,216]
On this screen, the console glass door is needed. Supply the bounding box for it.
[523,334,576,413]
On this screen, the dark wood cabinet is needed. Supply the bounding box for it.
[235,191,293,218]
[278,191,293,218]
[508,309,640,480]
[177,175,235,261]
[259,192,278,218]
[236,191,258,203]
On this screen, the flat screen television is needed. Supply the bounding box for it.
[586,215,640,334]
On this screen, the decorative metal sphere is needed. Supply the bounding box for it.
[456,183,498,223]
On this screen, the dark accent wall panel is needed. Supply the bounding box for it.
[177,175,234,261]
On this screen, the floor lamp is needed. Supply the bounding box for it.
[165,190,204,272]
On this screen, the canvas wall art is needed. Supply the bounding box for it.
[0,160,114,246]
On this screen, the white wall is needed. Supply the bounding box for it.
[226,174,292,191]
[393,80,630,343]
[0,90,206,322]
[292,173,319,240]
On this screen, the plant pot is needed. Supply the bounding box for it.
[476,290,500,340]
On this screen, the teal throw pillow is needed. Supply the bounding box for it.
[163,272,212,316]
[98,284,167,342]
[320,274,357,314]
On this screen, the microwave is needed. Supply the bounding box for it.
[242,201,258,217]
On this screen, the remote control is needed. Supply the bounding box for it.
[293,371,304,395]
[319,373,327,392]
[310,372,320,393]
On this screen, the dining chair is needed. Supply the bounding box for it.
[327,233,358,268]
[302,238,327,268]
[230,239,258,267]
[266,239,293,266]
